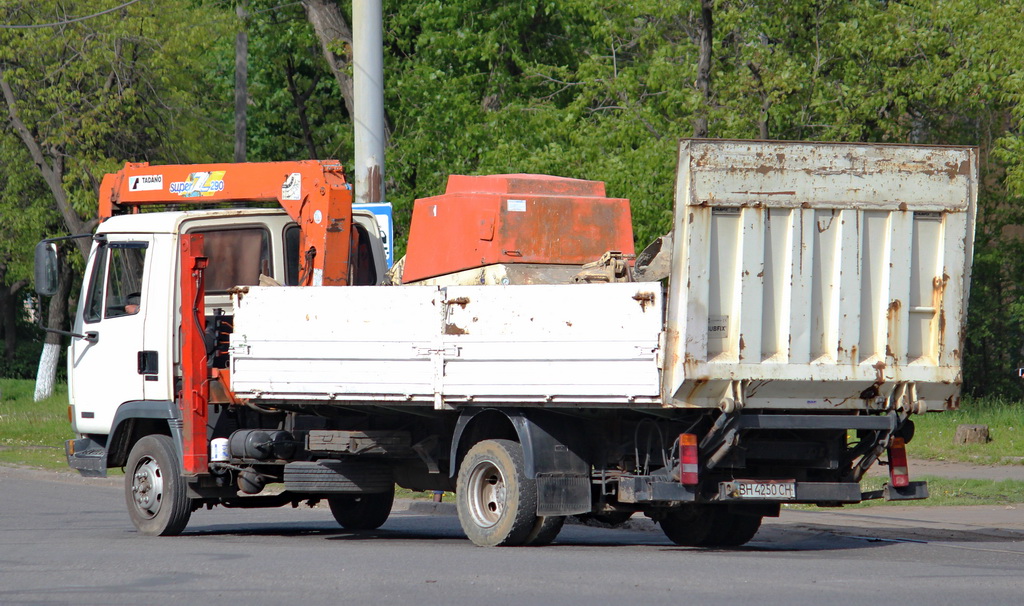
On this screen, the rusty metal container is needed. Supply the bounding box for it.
[401,174,635,283]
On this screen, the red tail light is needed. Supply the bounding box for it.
[679,433,699,486]
[888,437,910,488]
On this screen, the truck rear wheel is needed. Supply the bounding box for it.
[659,504,715,546]
[524,515,565,546]
[327,485,395,530]
[702,510,762,547]
[456,439,538,547]
[124,434,192,536]
[660,505,762,547]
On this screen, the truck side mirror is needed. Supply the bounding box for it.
[34,241,59,297]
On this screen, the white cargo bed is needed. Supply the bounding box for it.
[229,140,977,413]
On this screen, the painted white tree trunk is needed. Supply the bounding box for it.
[34,341,60,402]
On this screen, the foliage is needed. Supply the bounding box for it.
[2,1,1024,395]
[0,0,237,368]
[377,0,1024,396]
[244,0,351,162]
[0,128,55,279]
[0,0,236,223]
[0,328,46,380]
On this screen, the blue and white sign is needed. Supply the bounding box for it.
[357,202,394,268]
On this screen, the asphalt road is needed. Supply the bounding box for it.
[2,466,1023,606]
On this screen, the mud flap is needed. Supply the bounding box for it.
[536,474,591,516]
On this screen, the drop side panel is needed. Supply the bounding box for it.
[230,283,663,408]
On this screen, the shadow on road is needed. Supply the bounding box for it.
[778,523,1024,545]
[177,515,1024,554]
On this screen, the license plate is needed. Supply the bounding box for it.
[720,480,797,500]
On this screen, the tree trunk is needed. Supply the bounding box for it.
[747,62,770,139]
[34,260,72,401]
[285,58,321,159]
[302,0,392,146]
[234,1,249,163]
[693,0,714,138]
[302,0,356,119]
[0,72,90,263]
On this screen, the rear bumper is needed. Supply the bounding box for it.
[618,476,929,505]
[863,480,930,502]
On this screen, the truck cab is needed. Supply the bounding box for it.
[65,208,387,469]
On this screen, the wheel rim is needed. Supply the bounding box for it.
[131,456,164,519]
[466,459,506,529]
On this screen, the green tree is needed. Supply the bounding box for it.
[0,127,56,377]
[0,0,235,396]
[245,0,351,162]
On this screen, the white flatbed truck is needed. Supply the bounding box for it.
[36,140,977,546]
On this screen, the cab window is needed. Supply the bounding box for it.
[83,246,108,324]
[104,243,147,318]
[350,224,378,286]
[284,223,378,286]
[83,241,147,323]
[284,224,300,286]
[194,228,271,292]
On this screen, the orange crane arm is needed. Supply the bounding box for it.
[98,160,353,286]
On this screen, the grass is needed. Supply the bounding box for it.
[0,378,72,470]
[909,396,1024,464]
[2,378,1023,505]
[396,488,456,502]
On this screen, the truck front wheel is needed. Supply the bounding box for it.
[456,439,538,547]
[124,434,192,536]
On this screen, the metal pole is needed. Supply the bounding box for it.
[352,0,385,204]
[233,0,248,163]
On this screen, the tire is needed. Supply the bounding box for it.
[702,511,763,547]
[659,504,716,546]
[284,459,393,493]
[124,434,192,536]
[456,439,538,547]
[524,516,566,546]
[328,485,395,530]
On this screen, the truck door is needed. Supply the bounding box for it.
[69,238,152,435]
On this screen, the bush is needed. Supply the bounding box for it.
[0,339,45,380]
[0,314,65,381]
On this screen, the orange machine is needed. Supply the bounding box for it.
[402,174,635,283]
[98,160,354,286]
